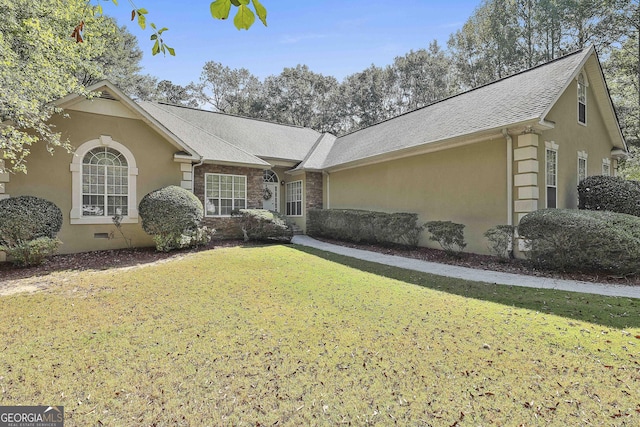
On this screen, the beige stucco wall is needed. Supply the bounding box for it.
[325,138,509,254]
[5,108,183,254]
[539,75,616,210]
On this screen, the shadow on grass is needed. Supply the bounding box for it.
[293,245,640,330]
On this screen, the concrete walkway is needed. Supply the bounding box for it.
[291,235,640,299]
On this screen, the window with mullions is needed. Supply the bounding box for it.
[82,147,128,217]
[578,73,587,125]
[546,148,558,208]
[286,181,303,216]
[205,173,246,216]
[602,159,611,176]
[577,152,588,185]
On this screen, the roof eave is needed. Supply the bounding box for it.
[325,119,551,173]
[201,159,272,169]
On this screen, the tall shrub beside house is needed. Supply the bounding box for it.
[518,209,640,274]
[0,196,63,266]
[577,175,640,216]
[138,186,212,252]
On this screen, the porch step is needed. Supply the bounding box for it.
[290,224,304,235]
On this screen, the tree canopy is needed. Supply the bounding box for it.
[1,0,98,173]
[2,0,638,174]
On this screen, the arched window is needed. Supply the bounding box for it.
[263,169,279,183]
[70,136,138,224]
[82,147,129,217]
[577,73,587,125]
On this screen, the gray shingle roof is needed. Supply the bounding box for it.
[322,48,591,169]
[293,133,337,172]
[138,101,270,166]
[138,102,322,163]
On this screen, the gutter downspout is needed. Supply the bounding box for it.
[324,171,330,209]
[503,128,514,257]
[503,129,513,226]
[192,157,205,193]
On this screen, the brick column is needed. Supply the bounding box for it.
[305,172,323,213]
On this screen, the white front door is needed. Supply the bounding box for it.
[262,182,279,212]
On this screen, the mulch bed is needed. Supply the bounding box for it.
[0,240,244,283]
[1,238,639,287]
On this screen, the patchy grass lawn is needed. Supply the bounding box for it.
[0,245,639,426]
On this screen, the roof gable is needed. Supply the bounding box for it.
[320,47,623,171]
[561,50,626,151]
[142,103,323,163]
[55,81,200,158]
[137,102,270,167]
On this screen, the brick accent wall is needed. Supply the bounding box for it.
[194,164,264,239]
[305,171,323,213]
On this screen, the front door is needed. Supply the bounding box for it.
[263,182,279,212]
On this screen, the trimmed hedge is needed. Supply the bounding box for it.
[0,195,63,247]
[232,209,293,242]
[578,175,640,216]
[138,186,211,252]
[518,209,640,274]
[425,220,466,257]
[308,209,423,247]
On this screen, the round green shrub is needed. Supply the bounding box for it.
[578,175,640,216]
[138,186,208,251]
[518,209,640,274]
[0,195,63,246]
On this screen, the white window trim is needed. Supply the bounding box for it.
[577,150,588,185]
[577,72,588,126]
[602,158,611,176]
[204,173,247,217]
[545,141,558,209]
[70,135,138,224]
[263,170,280,213]
[286,180,303,217]
[263,169,279,183]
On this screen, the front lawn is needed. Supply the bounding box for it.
[0,245,638,425]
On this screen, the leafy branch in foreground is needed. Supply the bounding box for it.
[81,0,268,56]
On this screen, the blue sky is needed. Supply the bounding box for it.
[107,0,480,85]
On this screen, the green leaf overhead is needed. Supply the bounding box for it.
[233,4,255,30]
[136,9,147,29]
[252,0,267,26]
[210,0,232,20]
